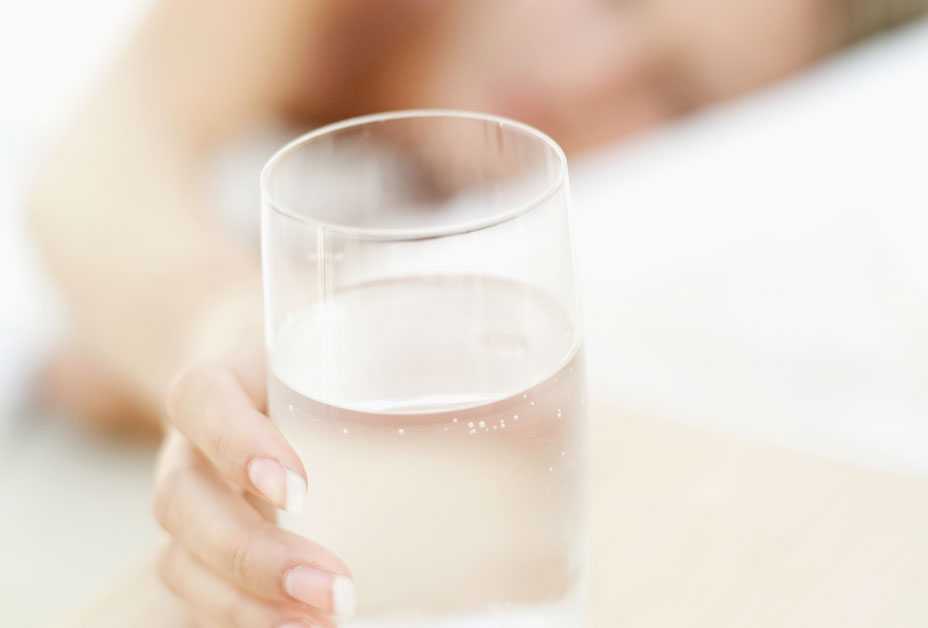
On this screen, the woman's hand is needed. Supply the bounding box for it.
[153,344,355,628]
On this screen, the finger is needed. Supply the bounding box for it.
[227,342,268,412]
[159,544,335,628]
[153,452,355,616]
[166,362,307,512]
[246,490,278,523]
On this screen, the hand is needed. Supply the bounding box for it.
[153,345,355,628]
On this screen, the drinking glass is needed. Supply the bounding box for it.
[261,110,587,627]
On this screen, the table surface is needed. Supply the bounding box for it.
[74,410,928,627]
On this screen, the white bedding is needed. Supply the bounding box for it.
[574,18,928,473]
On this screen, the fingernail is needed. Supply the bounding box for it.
[248,458,306,513]
[285,567,356,617]
[333,574,357,617]
[283,467,306,513]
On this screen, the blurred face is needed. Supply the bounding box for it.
[372,1,672,152]
[292,0,837,154]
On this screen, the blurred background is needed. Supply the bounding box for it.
[2,0,928,626]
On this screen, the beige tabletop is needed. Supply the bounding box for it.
[73,405,928,628]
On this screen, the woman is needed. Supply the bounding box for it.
[29,0,923,624]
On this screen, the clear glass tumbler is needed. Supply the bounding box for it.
[261,110,587,627]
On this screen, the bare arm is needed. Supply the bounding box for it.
[28,0,318,422]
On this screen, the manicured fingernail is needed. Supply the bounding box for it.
[284,467,306,513]
[284,567,356,617]
[248,458,306,513]
[333,575,357,617]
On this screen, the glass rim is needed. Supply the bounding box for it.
[260,109,568,241]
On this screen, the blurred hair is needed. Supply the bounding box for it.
[844,0,928,42]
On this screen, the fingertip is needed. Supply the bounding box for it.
[284,567,356,617]
[283,467,307,514]
[247,457,284,508]
[247,457,308,512]
[332,575,356,618]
